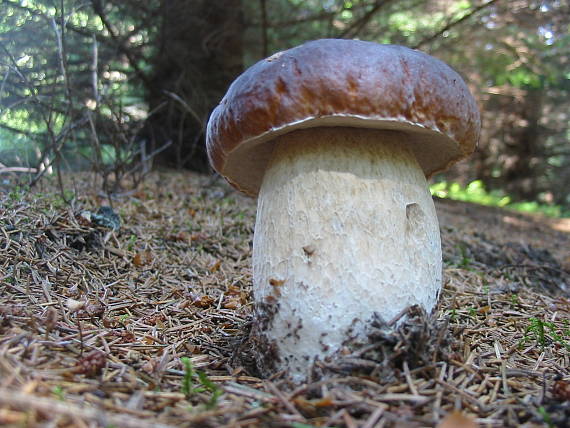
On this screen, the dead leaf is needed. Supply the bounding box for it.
[437,411,478,428]
[142,336,155,345]
[142,358,158,374]
[223,297,241,309]
[209,260,221,272]
[314,396,334,407]
[76,211,92,226]
[478,305,491,314]
[143,313,166,326]
[73,350,107,377]
[43,307,58,333]
[553,379,570,401]
[85,301,105,317]
[226,285,241,295]
[133,250,153,266]
[66,298,85,313]
[191,232,208,242]
[166,231,191,243]
[193,295,214,308]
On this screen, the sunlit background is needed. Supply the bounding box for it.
[1,0,568,216]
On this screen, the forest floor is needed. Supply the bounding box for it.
[0,170,568,428]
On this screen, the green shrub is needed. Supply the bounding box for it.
[430,180,569,218]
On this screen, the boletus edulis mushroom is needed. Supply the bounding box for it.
[206,39,481,382]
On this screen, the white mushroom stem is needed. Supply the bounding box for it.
[252,127,442,382]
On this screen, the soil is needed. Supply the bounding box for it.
[0,170,568,427]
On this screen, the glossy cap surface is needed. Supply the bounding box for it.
[206,39,481,196]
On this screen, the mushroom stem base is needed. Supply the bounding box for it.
[251,127,442,382]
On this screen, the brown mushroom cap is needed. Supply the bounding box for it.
[206,39,481,196]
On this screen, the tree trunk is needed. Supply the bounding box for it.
[502,88,544,201]
[144,0,243,171]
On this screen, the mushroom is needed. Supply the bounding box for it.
[206,39,480,382]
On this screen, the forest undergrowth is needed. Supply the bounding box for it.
[0,170,568,427]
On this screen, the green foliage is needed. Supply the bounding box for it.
[0,0,151,192]
[1,0,568,208]
[181,357,194,398]
[180,357,222,409]
[52,385,65,401]
[127,234,137,251]
[518,317,570,351]
[431,180,510,206]
[8,185,27,202]
[430,180,570,218]
[455,243,473,269]
[537,406,554,428]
